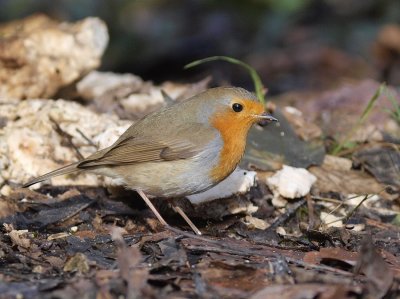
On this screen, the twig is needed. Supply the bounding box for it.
[76,128,98,148]
[316,193,380,228]
[311,195,344,205]
[167,228,355,277]
[319,201,345,229]
[49,116,84,160]
[321,188,387,227]
[342,194,370,225]
[306,194,315,229]
[267,199,306,230]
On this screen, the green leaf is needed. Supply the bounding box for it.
[384,89,400,125]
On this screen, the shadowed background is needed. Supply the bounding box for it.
[1,0,400,94]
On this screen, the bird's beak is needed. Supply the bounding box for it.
[255,112,278,127]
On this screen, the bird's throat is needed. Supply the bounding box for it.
[210,114,251,182]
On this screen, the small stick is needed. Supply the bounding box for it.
[319,192,385,227]
[267,199,306,231]
[342,194,370,225]
[172,205,202,235]
[306,193,315,229]
[49,116,84,160]
[311,195,343,204]
[76,128,98,148]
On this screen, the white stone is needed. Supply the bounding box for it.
[120,88,165,116]
[0,98,130,186]
[244,216,269,230]
[0,15,109,100]
[284,106,303,116]
[266,165,317,199]
[77,71,143,100]
[93,124,131,150]
[320,211,343,227]
[346,194,379,206]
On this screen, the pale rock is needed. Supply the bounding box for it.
[77,71,144,100]
[93,124,131,150]
[282,105,322,141]
[271,196,288,208]
[160,79,211,101]
[352,124,383,143]
[76,73,210,119]
[244,215,269,230]
[276,226,287,236]
[228,202,258,215]
[284,106,303,117]
[32,265,45,274]
[346,194,379,206]
[187,168,257,204]
[322,155,352,171]
[266,165,317,199]
[346,223,365,231]
[0,14,108,100]
[346,194,397,216]
[120,88,165,116]
[120,79,212,117]
[0,99,130,186]
[0,185,11,197]
[320,211,343,228]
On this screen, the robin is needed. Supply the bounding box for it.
[24,87,277,234]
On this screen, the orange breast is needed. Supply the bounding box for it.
[210,113,251,182]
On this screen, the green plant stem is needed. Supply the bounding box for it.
[331,83,386,156]
[185,56,266,105]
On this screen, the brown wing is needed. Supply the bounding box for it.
[78,123,216,169]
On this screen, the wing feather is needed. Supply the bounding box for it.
[78,123,216,169]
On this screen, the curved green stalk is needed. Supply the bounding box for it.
[185,56,266,105]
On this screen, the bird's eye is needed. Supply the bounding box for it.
[232,103,243,112]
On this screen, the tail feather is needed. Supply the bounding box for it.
[23,162,80,188]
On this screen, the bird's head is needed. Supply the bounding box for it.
[197,87,277,132]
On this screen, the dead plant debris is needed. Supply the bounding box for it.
[0,181,399,298]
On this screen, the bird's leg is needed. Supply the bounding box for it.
[171,205,202,235]
[136,190,202,235]
[136,190,168,226]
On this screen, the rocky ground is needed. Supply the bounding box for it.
[0,15,399,299]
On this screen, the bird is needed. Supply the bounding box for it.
[23,87,277,234]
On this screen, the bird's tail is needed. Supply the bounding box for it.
[23,162,81,188]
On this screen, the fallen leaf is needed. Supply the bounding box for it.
[5,225,31,249]
[251,283,358,299]
[198,259,270,298]
[309,165,385,196]
[304,248,358,267]
[44,256,65,269]
[354,237,394,298]
[63,253,90,274]
[353,145,400,189]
